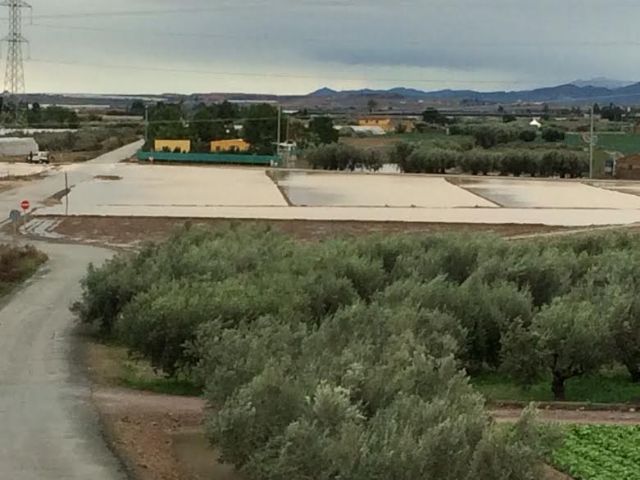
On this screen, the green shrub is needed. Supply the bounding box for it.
[0,244,47,296]
[304,143,381,171]
[519,130,537,142]
[541,127,566,142]
[75,226,640,479]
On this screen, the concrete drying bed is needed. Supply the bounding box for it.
[276,172,496,208]
[34,165,640,227]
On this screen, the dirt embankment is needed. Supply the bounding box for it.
[85,342,235,480]
[42,215,570,246]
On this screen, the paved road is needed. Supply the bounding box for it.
[0,145,142,479]
[0,140,143,225]
[0,242,126,480]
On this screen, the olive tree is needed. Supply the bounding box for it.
[504,297,611,400]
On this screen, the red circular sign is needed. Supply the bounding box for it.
[20,200,30,211]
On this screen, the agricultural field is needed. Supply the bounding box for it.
[565,132,640,156]
[553,425,640,480]
[339,130,473,153]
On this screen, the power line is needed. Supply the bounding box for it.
[26,58,538,85]
[31,7,223,19]
[17,21,640,48]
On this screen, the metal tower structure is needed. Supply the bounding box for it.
[1,0,30,95]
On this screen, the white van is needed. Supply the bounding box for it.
[26,151,51,164]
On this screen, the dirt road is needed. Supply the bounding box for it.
[0,242,126,479]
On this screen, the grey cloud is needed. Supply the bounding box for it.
[14,0,640,94]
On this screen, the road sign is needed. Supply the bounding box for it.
[9,209,20,222]
[20,200,30,211]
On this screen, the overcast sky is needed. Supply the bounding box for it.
[13,0,640,94]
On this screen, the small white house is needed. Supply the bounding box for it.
[529,118,542,129]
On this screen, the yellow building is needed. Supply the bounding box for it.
[358,117,416,133]
[358,117,394,132]
[211,139,251,153]
[154,139,191,153]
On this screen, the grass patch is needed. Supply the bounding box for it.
[340,130,473,154]
[120,360,202,396]
[566,132,640,155]
[474,369,640,404]
[0,244,47,298]
[87,341,201,397]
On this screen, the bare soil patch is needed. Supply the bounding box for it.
[0,181,16,193]
[491,407,640,425]
[45,215,570,245]
[86,342,208,480]
[94,175,123,181]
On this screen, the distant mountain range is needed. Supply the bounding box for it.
[309,78,640,105]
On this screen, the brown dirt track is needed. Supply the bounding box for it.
[44,215,570,245]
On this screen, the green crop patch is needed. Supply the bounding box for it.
[553,425,640,480]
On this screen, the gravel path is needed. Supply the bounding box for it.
[491,407,640,425]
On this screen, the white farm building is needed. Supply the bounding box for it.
[0,137,39,157]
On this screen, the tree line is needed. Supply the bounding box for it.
[391,143,588,177]
[146,102,339,155]
[73,226,640,478]
[305,142,588,177]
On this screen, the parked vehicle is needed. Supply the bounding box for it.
[26,151,51,164]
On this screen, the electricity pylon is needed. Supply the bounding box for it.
[1,0,31,125]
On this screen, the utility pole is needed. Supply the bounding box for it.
[1,0,31,125]
[144,104,149,147]
[276,104,282,158]
[589,104,595,179]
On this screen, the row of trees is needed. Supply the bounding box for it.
[304,142,588,177]
[34,125,141,153]
[391,143,588,177]
[0,99,81,128]
[449,124,566,148]
[27,103,80,129]
[75,226,576,479]
[147,102,339,155]
[305,143,383,171]
[74,227,640,400]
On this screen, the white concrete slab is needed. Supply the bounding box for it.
[31,165,640,227]
[460,178,640,209]
[48,164,287,210]
[277,172,496,208]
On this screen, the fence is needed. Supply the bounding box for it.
[136,151,281,166]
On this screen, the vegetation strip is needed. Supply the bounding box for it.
[553,425,640,479]
[72,225,640,479]
[0,244,47,298]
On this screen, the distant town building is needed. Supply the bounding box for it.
[359,117,394,131]
[210,139,251,153]
[358,116,416,133]
[529,118,542,128]
[154,139,191,153]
